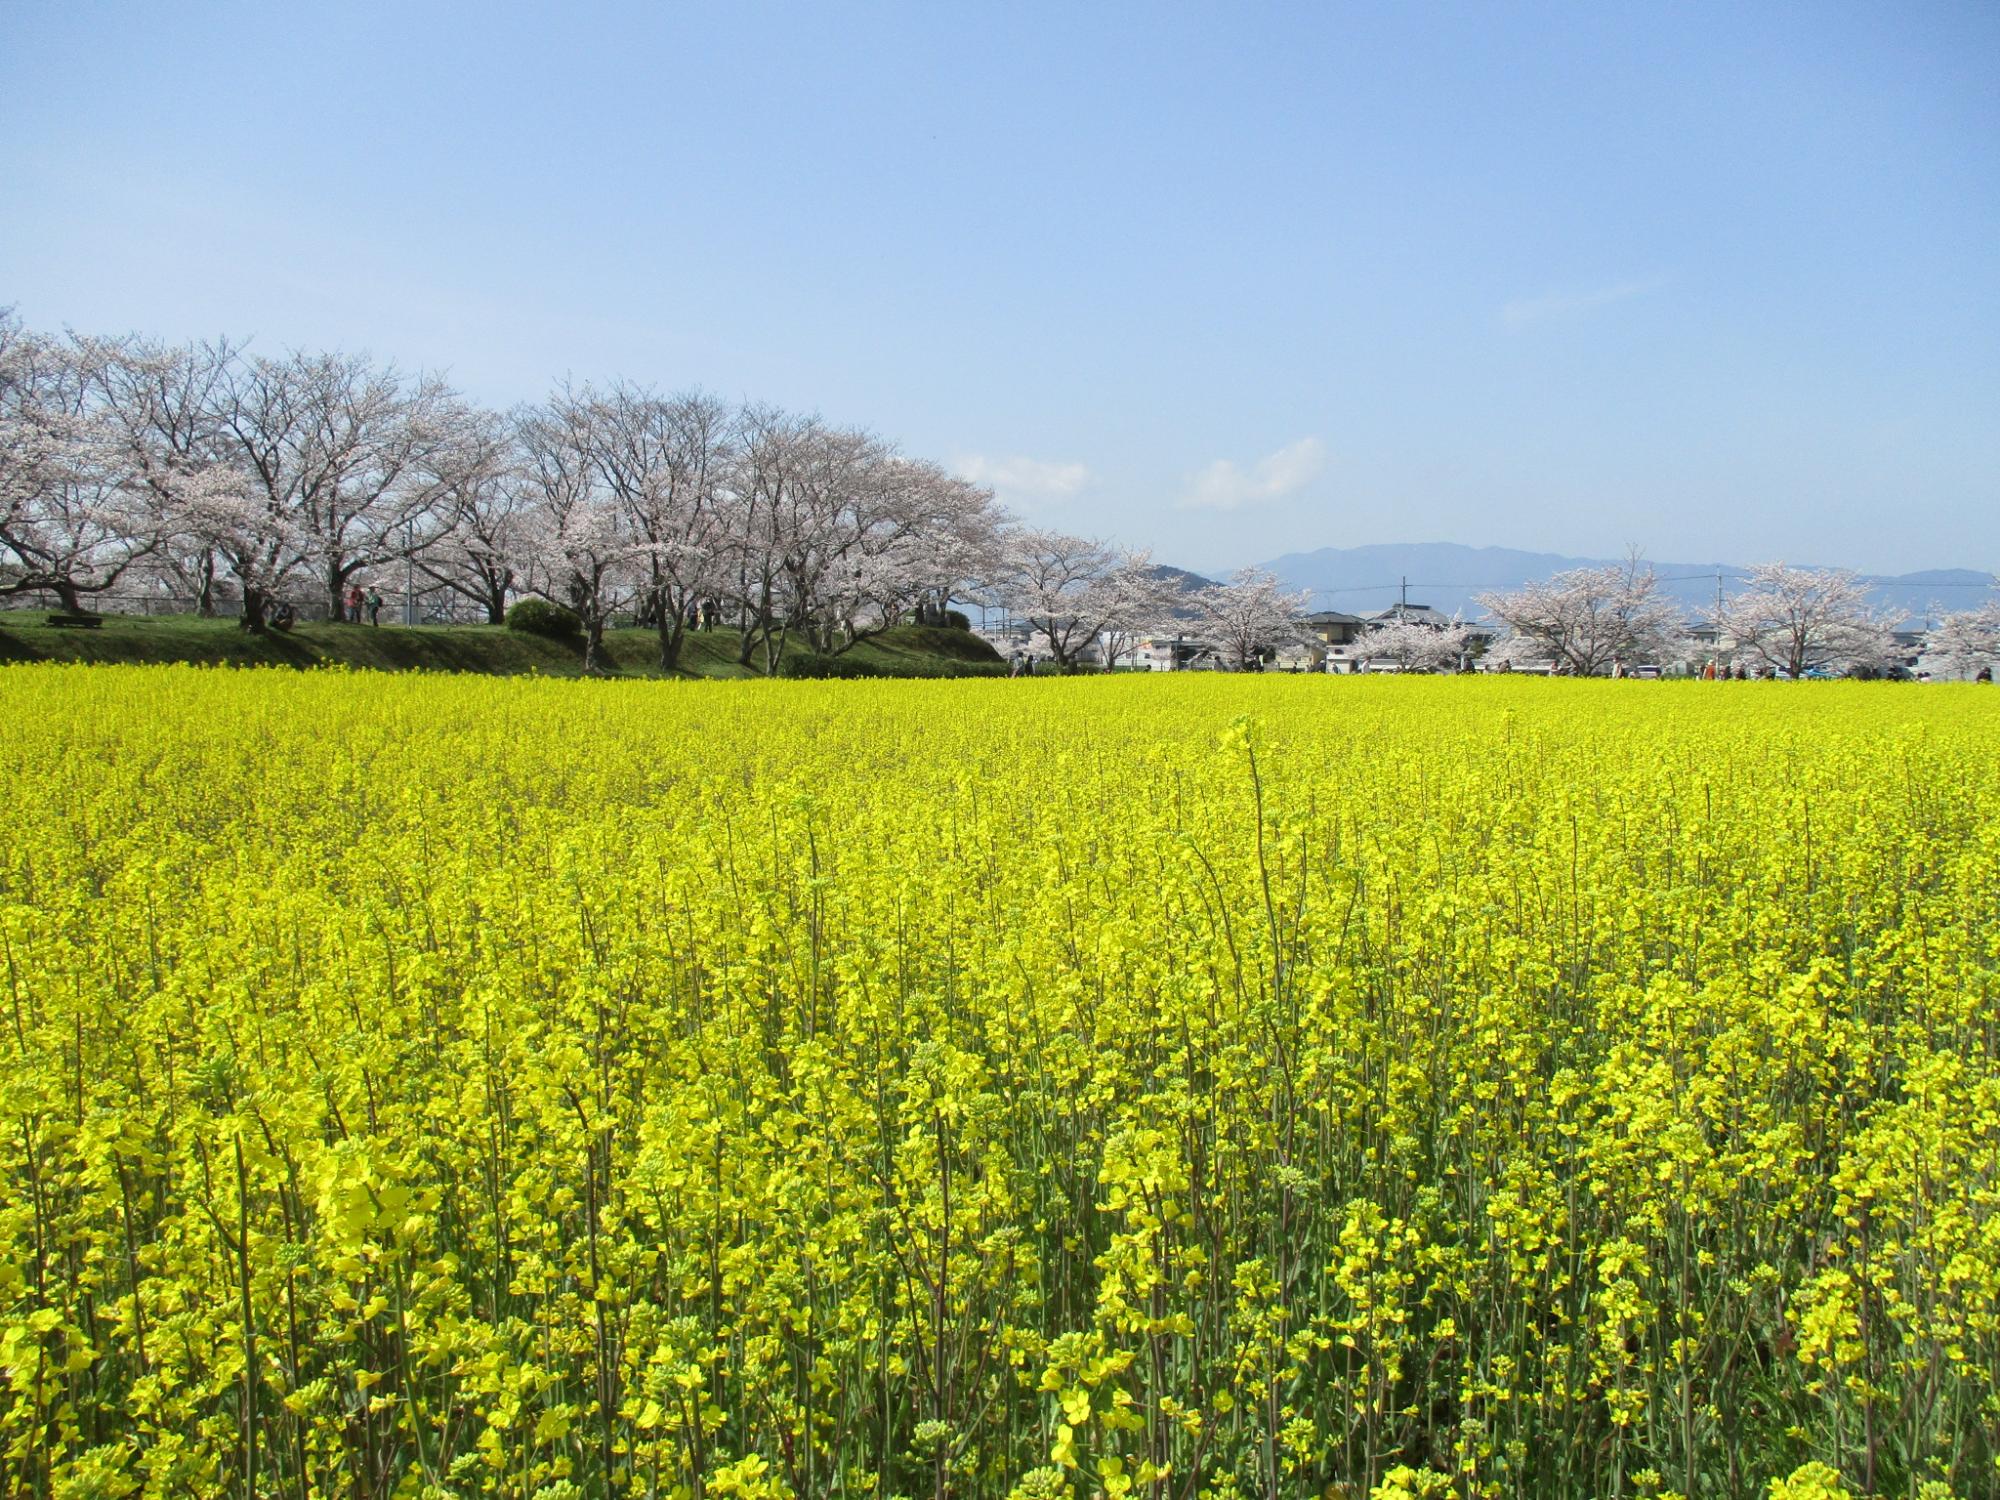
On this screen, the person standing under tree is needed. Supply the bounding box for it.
[366,589,383,626]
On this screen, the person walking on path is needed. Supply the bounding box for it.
[344,584,363,623]
[365,589,383,626]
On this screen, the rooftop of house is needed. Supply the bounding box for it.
[1370,602,1451,623]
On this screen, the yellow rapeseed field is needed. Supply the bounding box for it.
[2,666,1997,1500]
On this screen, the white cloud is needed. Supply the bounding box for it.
[953,453,1090,507]
[1179,437,1327,512]
[1501,276,1666,330]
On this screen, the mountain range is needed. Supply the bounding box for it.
[1220,543,1997,625]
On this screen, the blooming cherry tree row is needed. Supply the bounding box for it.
[0,314,1015,668]
[9,313,1989,675]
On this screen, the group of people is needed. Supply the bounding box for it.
[342,584,385,625]
[1007,652,1037,677]
[630,597,723,630]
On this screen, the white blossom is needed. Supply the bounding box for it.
[1923,599,2000,680]
[1716,563,1896,678]
[991,529,1169,671]
[1191,568,1312,673]
[1360,614,1474,673]
[1477,558,1683,676]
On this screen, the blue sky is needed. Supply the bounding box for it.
[3,1,1995,574]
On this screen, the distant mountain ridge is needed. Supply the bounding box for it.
[1145,563,1216,594]
[1240,543,1997,625]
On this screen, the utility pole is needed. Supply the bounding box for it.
[1400,575,1408,611]
[404,519,417,626]
[1713,571,1723,674]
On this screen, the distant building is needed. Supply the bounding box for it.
[1369,602,1452,627]
[1138,635,1223,671]
[1302,610,1367,647]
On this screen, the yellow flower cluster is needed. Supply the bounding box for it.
[1,666,1995,1499]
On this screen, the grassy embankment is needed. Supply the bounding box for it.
[0,611,1005,677]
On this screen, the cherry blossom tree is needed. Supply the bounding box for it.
[413,408,525,625]
[86,334,242,616]
[769,424,900,655]
[709,421,986,663]
[1717,563,1896,678]
[716,405,809,671]
[993,529,1163,671]
[514,398,644,673]
[1921,600,2000,681]
[572,384,734,671]
[1359,614,1474,673]
[1477,558,1683,676]
[1192,568,1312,672]
[706,415,882,663]
[168,467,311,631]
[872,460,1005,633]
[0,321,161,612]
[1096,566,1184,670]
[209,349,471,625]
[809,458,1008,656]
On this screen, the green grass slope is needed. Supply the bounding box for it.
[0,613,1006,678]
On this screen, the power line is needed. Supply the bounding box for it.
[1306,571,1996,601]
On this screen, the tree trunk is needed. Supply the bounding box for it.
[656,610,686,673]
[739,586,774,666]
[240,586,269,633]
[583,617,605,674]
[327,561,349,623]
[51,579,83,614]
